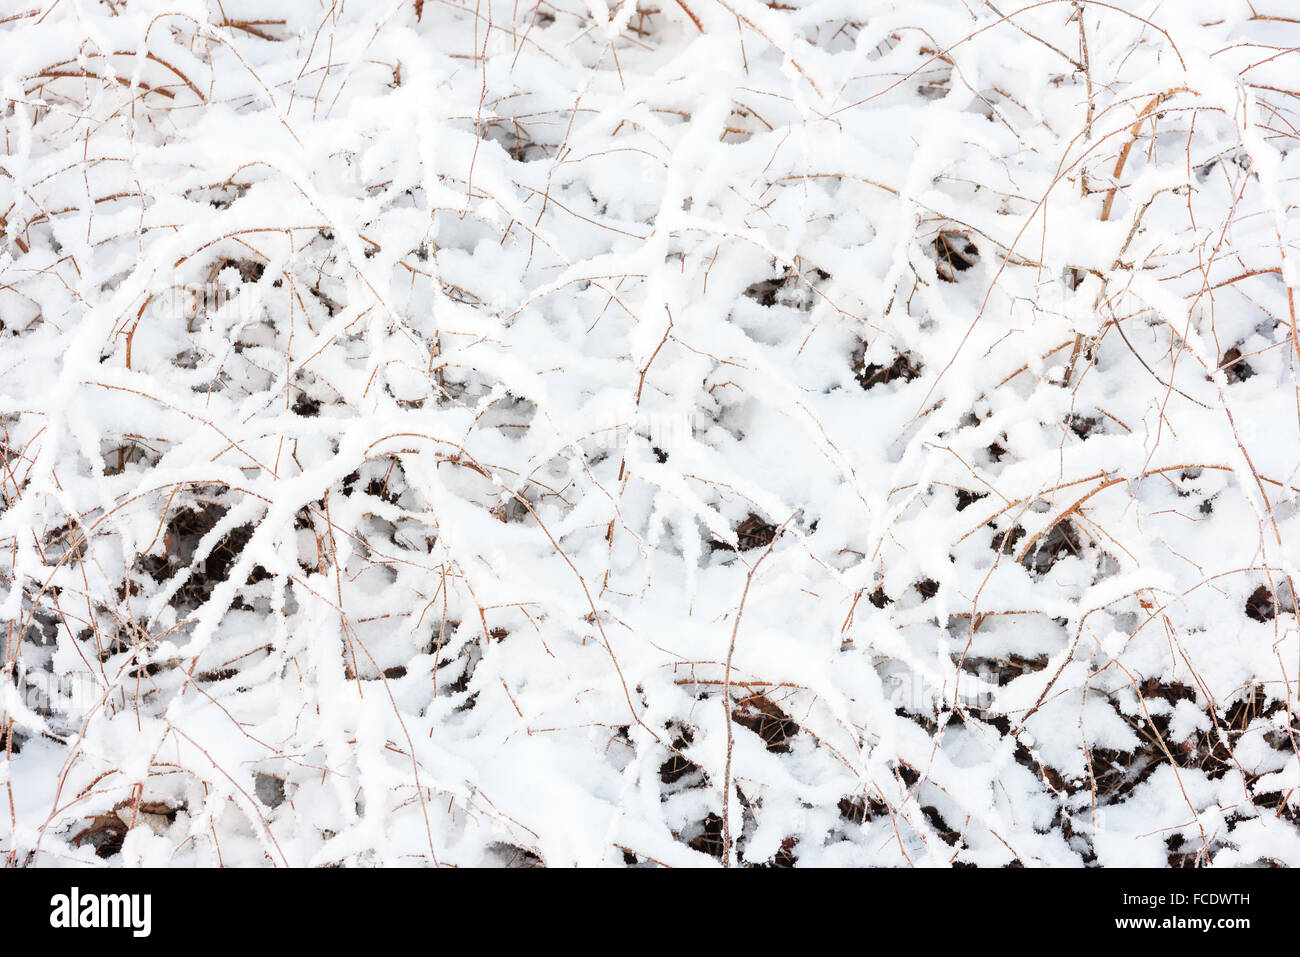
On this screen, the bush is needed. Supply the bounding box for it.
[1,0,1298,867]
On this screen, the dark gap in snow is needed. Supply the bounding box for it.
[711,513,777,552]
[423,619,460,656]
[490,496,532,524]
[102,434,163,475]
[483,117,546,162]
[960,653,1050,685]
[194,667,238,683]
[1255,793,1300,834]
[1064,266,1088,290]
[731,692,800,753]
[43,519,87,564]
[742,274,783,307]
[309,285,342,317]
[255,773,286,808]
[853,344,923,390]
[365,474,401,506]
[1166,834,1199,867]
[735,513,777,550]
[71,813,127,859]
[441,638,481,701]
[920,805,960,846]
[1245,585,1275,622]
[488,843,545,867]
[338,458,407,507]
[1088,746,1155,802]
[134,500,262,615]
[895,763,921,788]
[1067,413,1101,439]
[291,392,321,417]
[990,523,1025,556]
[3,723,24,756]
[212,257,265,284]
[1217,346,1254,383]
[197,181,248,210]
[932,231,979,282]
[659,726,701,785]
[1195,150,1251,182]
[294,505,317,530]
[70,801,177,860]
[748,836,798,868]
[741,264,827,309]
[1223,686,1271,730]
[838,794,887,824]
[684,813,724,860]
[1139,678,1197,705]
[1021,520,1081,575]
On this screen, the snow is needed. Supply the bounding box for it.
[1,0,1299,868]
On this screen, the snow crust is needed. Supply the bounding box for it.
[1,0,1299,867]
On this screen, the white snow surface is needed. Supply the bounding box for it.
[1,0,1298,867]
